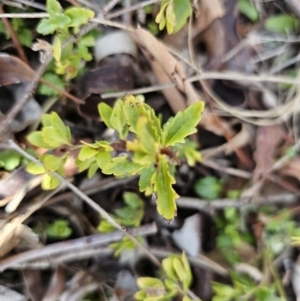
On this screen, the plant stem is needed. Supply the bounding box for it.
[8,140,161,267]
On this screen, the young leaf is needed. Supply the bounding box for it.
[110,100,128,139]
[42,173,61,190]
[194,176,223,200]
[102,156,143,176]
[27,131,53,149]
[65,7,95,27]
[139,164,155,192]
[47,0,62,16]
[98,102,113,128]
[26,162,46,174]
[42,114,52,126]
[238,0,259,22]
[37,19,57,35]
[88,162,98,178]
[78,146,98,161]
[43,154,63,172]
[173,257,191,290]
[95,151,111,169]
[172,0,192,33]
[42,127,70,148]
[51,112,70,142]
[53,35,61,62]
[46,219,72,239]
[163,102,204,147]
[264,14,298,34]
[153,157,178,221]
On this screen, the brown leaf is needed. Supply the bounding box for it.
[0,53,35,87]
[253,126,283,180]
[77,65,134,119]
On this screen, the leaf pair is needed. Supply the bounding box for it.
[27,112,71,149]
[155,0,192,34]
[37,0,95,35]
[135,252,192,301]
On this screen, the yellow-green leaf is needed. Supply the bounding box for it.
[42,127,69,147]
[42,173,60,190]
[153,157,178,221]
[26,162,46,174]
[43,154,63,172]
[78,146,98,161]
[139,164,155,192]
[110,100,128,139]
[27,131,53,149]
[102,156,143,176]
[163,101,204,147]
[88,162,98,178]
[50,112,70,142]
[53,35,61,62]
[98,102,113,128]
[64,7,95,27]
[95,151,111,169]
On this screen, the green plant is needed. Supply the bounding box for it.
[26,95,204,221]
[0,7,33,47]
[98,192,145,255]
[135,252,193,301]
[194,176,224,200]
[212,272,283,301]
[35,0,95,95]
[155,0,192,34]
[45,219,72,239]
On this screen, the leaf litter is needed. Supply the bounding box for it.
[1,0,300,300]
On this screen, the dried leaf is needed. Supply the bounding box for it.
[0,53,35,86]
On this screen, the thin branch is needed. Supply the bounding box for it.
[107,0,160,19]
[0,223,157,272]
[0,12,48,17]
[0,5,29,64]
[8,140,161,267]
[176,193,299,211]
[101,71,300,99]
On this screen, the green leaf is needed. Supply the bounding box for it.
[264,14,298,34]
[47,0,62,15]
[123,192,143,209]
[162,257,178,281]
[26,162,46,174]
[78,146,98,161]
[53,35,61,62]
[102,156,143,176]
[163,102,204,147]
[53,14,71,30]
[173,256,191,290]
[42,173,61,190]
[123,94,146,133]
[27,131,53,149]
[98,102,113,128]
[37,73,65,97]
[75,156,94,172]
[18,29,33,47]
[88,162,98,178]
[65,7,95,27]
[110,100,128,139]
[95,151,111,169]
[43,154,63,172]
[42,114,52,127]
[51,112,70,142]
[153,157,178,221]
[46,219,72,239]
[139,164,155,192]
[238,0,259,22]
[194,176,223,200]
[37,19,57,35]
[0,151,21,171]
[137,277,164,289]
[42,127,69,148]
[173,0,192,33]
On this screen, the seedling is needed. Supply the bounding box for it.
[27,95,204,221]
